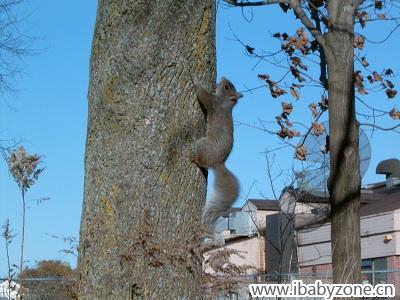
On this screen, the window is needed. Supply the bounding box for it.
[361,257,387,285]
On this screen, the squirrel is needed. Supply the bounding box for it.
[192,77,243,227]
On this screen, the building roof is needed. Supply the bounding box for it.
[247,199,280,211]
[360,184,400,216]
[291,181,400,217]
[228,178,400,219]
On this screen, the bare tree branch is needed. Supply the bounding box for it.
[225,0,327,49]
[360,122,400,132]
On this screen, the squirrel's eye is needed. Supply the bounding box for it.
[224,85,229,90]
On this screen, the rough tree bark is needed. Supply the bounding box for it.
[326,0,361,285]
[78,1,215,299]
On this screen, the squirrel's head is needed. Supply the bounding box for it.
[215,77,243,104]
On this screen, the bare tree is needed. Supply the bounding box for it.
[0,0,36,166]
[78,1,215,298]
[0,0,34,96]
[223,0,400,286]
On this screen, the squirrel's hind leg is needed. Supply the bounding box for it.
[191,137,217,169]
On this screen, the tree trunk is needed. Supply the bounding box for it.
[78,1,215,299]
[326,1,361,285]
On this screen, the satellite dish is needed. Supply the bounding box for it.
[295,121,371,196]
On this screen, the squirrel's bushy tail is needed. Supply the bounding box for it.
[203,163,239,227]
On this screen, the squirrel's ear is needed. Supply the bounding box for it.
[236,92,243,99]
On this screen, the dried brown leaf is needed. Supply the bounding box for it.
[385,69,394,76]
[354,71,363,87]
[386,89,397,99]
[359,18,366,29]
[245,45,255,54]
[278,127,289,139]
[295,145,307,161]
[290,87,300,100]
[270,86,286,98]
[258,74,270,80]
[291,56,308,71]
[361,57,369,67]
[373,71,383,81]
[358,86,368,95]
[354,35,365,50]
[377,13,386,19]
[386,80,395,89]
[319,96,328,111]
[290,66,305,82]
[308,103,318,118]
[312,122,325,136]
[375,0,383,10]
[389,108,400,120]
[282,102,293,115]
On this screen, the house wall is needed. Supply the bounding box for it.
[241,202,278,231]
[242,202,256,213]
[361,233,396,259]
[295,202,327,215]
[299,263,332,274]
[298,241,332,266]
[205,236,266,274]
[300,257,400,296]
[298,211,398,267]
[254,210,278,230]
[362,212,395,235]
[298,223,331,245]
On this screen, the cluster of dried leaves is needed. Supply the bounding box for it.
[275,28,315,58]
[257,74,287,98]
[344,0,399,121]
[118,209,254,298]
[252,15,399,162]
[354,68,396,99]
[355,0,388,29]
[255,25,334,161]
[273,91,328,161]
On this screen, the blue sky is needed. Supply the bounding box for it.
[0,2,399,275]
[0,0,96,274]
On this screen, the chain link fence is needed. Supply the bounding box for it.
[214,270,400,300]
[2,270,400,299]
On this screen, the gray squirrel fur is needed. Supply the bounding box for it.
[192,77,243,227]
